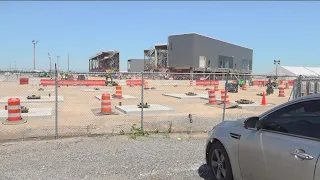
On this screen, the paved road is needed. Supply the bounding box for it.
[0,134,214,180]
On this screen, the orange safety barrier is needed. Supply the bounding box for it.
[196,80,219,86]
[220,90,230,104]
[115,86,123,99]
[101,93,112,113]
[208,89,216,104]
[7,98,22,122]
[253,80,269,86]
[40,79,106,86]
[126,79,144,86]
[278,86,285,97]
[19,78,29,85]
[288,80,295,86]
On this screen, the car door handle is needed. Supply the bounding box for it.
[291,150,314,160]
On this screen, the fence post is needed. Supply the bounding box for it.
[55,63,59,138]
[222,71,230,122]
[141,71,144,131]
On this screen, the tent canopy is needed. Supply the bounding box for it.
[267,66,320,77]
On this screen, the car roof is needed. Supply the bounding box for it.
[291,93,320,103]
[259,93,320,118]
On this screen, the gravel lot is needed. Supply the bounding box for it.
[0,134,213,180]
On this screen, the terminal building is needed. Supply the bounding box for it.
[127,59,149,72]
[142,33,253,74]
[167,33,253,74]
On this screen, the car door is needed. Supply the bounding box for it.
[239,99,320,180]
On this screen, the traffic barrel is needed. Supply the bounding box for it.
[115,86,123,99]
[7,98,22,122]
[278,86,285,97]
[221,90,230,104]
[101,93,112,113]
[242,83,247,90]
[208,89,216,104]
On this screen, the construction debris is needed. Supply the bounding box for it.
[235,99,254,104]
[27,95,41,99]
[137,103,150,108]
[185,92,197,96]
[21,106,29,113]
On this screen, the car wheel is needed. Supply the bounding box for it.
[208,142,233,180]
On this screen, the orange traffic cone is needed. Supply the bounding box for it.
[261,91,267,106]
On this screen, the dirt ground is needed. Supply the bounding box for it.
[0,78,292,140]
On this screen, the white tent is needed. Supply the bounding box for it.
[267,66,320,77]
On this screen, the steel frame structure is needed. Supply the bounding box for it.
[89,50,120,72]
[143,44,168,72]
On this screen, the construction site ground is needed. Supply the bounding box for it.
[0,77,292,141]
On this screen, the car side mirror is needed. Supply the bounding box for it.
[244,116,260,129]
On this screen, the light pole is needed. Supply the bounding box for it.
[274,60,280,78]
[57,56,60,72]
[68,54,70,72]
[32,40,39,70]
[48,57,52,72]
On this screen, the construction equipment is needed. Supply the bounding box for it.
[227,83,238,93]
[238,79,246,87]
[40,71,52,78]
[27,95,41,99]
[105,73,118,86]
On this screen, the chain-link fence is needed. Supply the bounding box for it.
[0,68,301,141]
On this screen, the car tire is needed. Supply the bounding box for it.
[208,142,234,180]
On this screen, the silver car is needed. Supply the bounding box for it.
[205,94,320,180]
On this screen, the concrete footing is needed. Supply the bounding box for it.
[115,104,174,115]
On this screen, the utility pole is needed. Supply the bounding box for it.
[57,56,60,72]
[32,40,39,70]
[274,60,281,78]
[68,54,70,72]
[48,53,52,73]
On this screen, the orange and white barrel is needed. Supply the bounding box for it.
[7,98,22,122]
[278,86,285,97]
[101,93,112,113]
[115,86,123,99]
[242,83,247,90]
[220,90,230,104]
[208,89,216,104]
[190,80,193,86]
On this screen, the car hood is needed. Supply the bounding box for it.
[218,118,246,128]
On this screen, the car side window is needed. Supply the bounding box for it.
[262,100,320,139]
